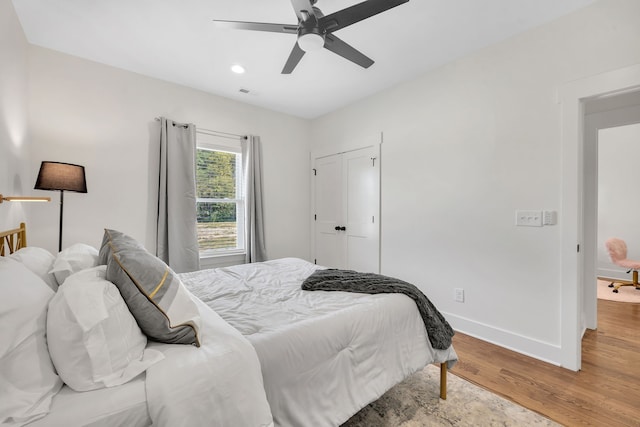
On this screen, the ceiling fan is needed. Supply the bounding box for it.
[213,0,410,74]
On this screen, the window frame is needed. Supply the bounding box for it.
[196,137,245,259]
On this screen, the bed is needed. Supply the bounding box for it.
[181,258,457,426]
[0,224,457,427]
[1,224,272,427]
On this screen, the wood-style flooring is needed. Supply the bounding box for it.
[449,299,640,426]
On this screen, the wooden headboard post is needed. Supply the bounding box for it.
[0,222,27,256]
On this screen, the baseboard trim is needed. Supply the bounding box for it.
[444,312,562,367]
[597,267,631,281]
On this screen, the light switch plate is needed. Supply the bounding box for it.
[543,210,557,225]
[515,210,543,227]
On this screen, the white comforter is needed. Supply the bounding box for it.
[29,296,273,427]
[144,296,273,427]
[181,258,457,427]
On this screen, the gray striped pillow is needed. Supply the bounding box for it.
[103,230,201,346]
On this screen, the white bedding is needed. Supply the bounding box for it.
[27,377,149,427]
[144,297,273,427]
[181,257,458,427]
[28,296,274,427]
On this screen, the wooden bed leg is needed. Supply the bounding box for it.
[440,362,447,400]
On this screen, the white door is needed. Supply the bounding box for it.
[314,154,343,269]
[313,145,380,272]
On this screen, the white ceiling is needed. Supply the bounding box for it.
[12,0,596,119]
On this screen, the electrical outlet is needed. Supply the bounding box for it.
[454,288,464,303]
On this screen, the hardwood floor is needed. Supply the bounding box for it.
[449,299,640,426]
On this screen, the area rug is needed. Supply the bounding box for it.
[342,364,559,427]
[597,279,640,303]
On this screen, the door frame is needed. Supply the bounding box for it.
[560,63,640,371]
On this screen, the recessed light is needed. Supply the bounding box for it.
[231,64,245,74]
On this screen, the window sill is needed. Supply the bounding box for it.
[200,249,245,258]
[199,251,246,269]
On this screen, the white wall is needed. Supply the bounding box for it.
[26,46,311,261]
[6,0,640,366]
[0,0,31,230]
[310,0,640,365]
[597,122,640,278]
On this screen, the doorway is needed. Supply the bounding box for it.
[560,63,640,371]
[583,92,640,330]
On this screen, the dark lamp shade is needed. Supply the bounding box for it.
[34,161,87,193]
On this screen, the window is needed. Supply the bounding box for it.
[196,135,244,256]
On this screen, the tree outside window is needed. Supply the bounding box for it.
[196,146,244,254]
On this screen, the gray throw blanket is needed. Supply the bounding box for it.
[302,269,454,350]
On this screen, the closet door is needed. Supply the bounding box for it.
[314,154,344,269]
[313,145,379,273]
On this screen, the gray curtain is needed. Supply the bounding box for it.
[156,117,200,273]
[242,135,267,263]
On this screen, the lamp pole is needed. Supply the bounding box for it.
[58,190,64,252]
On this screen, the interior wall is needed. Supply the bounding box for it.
[597,122,640,277]
[310,0,640,365]
[26,46,311,261]
[0,0,31,231]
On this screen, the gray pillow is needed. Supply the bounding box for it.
[102,229,201,346]
[98,229,144,265]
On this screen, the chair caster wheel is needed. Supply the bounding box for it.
[608,283,614,288]
[613,289,619,293]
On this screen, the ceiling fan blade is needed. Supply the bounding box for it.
[290,0,317,23]
[213,20,298,34]
[281,43,306,74]
[320,0,409,32]
[323,33,374,69]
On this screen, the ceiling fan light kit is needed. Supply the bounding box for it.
[213,0,410,74]
[297,32,324,52]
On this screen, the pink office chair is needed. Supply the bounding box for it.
[605,238,640,293]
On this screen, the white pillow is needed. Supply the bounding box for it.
[9,247,58,291]
[47,266,164,392]
[49,243,99,286]
[0,257,62,426]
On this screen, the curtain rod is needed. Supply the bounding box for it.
[154,117,246,140]
[198,128,247,140]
